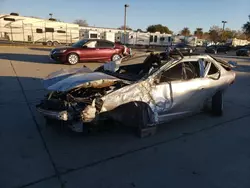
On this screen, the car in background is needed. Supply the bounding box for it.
[50,39,132,65]
[205,45,230,54]
[170,43,196,54]
[236,45,250,56]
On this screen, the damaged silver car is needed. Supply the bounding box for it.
[36,51,236,137]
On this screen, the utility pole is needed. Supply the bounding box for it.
[221,21,227,42]
[124,4,129,44]
[222,20,227,31]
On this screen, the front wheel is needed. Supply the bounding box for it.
[112,54,121,61]
[212,91,223,116]
[67,53,79,65]
[46,41,53,46]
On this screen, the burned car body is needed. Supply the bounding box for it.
[37,52,236,137]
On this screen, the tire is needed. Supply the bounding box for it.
[212,91,223,116]
[53,41,59,46]
[67,53,79,65]
[46,41,53,46]
[111,54,121,61]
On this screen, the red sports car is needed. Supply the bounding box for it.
[50,39,132,65]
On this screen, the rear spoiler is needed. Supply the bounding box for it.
[210,55,237,69]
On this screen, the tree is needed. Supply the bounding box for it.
[235,30,247,40]
[73,19,88,26]
[242,21,250,38]
[202,32,210,40]
[146,24,172,34]
[136,28,143,32]
[194,28,203,39]
[180,27,191,36]
[118,25,132,31]
[208,26,221,42]
[221,28,236,42]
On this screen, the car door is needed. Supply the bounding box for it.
[96,40,115,60]
[151,61,207,123]
[197,58,223,98]
[79,40,98,60]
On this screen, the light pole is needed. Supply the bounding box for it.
[222,20,227,31]
[248,15,250,21]
[124,4,129,44]
[49,13,53,19]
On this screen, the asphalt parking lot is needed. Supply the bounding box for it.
[1,46,250,188]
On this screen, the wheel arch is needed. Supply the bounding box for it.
[102,101,156,128]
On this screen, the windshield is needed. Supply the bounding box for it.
[72,39,89,48]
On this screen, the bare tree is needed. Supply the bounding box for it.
[74,19,88,26]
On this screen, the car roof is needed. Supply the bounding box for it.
[84,39,114,43]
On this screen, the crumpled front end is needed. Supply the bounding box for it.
[36,69,129,132]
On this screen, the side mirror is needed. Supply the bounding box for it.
[82,45,87,48]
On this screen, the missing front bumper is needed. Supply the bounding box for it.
[36,107,71,121]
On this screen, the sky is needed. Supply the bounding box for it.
[0,0,249,33]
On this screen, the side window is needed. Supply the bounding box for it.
[45,28,54,33]
[208,62,219,75]
[150,35,153,42]
[159,63,183,82]
[154,36,158,42]
[90,33,98,38]
[86,41,97,48]
[36,29,43,33]
[183,61,200,79]
[97,41,114,48]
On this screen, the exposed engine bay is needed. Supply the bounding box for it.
[37,81,128,122]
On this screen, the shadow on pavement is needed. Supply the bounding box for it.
[29,48,52,52]
[0,53,57,64]
[234,64,250,73]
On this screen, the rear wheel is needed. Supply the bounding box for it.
[46,41,53,46]
[112,54,121,61]
[212,91,223,116]
[53,41,59,46]
[67,53,79,65]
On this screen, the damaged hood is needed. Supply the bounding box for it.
[43,67,121,92]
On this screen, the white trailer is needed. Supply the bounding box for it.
[80,29,101,39]
[0,14,79,46]
[115,31,172,47]
[226,38,250,47]
[101,31,115,42]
